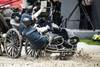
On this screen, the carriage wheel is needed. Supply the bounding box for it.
[25,40,41,58]
[4,28,22,58]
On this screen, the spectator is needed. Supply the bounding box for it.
[79,0,93,30]
[50,0,62,26]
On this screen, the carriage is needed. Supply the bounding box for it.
[3,24,79,59]
[0,15,79,59]
[0,0,79,59]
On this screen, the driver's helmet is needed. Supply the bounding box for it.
[23,17,32,27]
[21,13,32,26]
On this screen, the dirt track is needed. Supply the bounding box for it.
[0,42,100,67]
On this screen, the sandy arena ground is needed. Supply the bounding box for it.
[0,42,100,67]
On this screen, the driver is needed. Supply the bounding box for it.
[19,6,49,49]
[20,17,49,50]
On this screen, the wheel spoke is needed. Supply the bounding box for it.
[13,46,19,56]
[6,43,12,47]
[11,47,14,57]
[27,48,32,55]
[6,46,11,52]
[7,46,12,53]
[31,50,35,57]
[9,47,12,56]
[13,45,19,51]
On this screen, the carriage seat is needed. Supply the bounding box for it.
[10,12,21,28]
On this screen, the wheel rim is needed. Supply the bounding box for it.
[5,28,22,58]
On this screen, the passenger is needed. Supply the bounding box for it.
[21,17,49,49]
[10,12,21,28]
